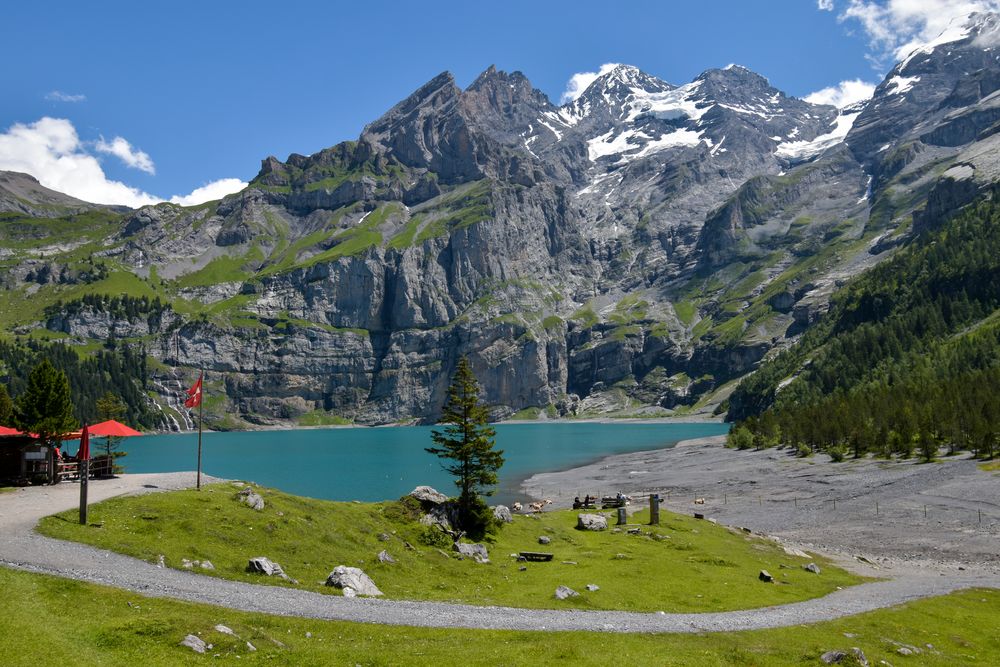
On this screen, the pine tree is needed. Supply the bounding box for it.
[0,384,13,425]
[96,390,128,472]
[15,359,77,443]
[426,357,504,539]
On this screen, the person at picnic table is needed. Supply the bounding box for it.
[574,496,581,505]
[54,445,62,461]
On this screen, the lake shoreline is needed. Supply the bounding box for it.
[147,414,724,436]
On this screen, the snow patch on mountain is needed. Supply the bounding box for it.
[885,75,920,96]
[775,111,860,161]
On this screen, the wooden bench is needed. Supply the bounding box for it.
[518,551,554,562]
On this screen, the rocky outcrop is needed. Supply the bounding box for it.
[325,565,383,596]
[576,514,608,531]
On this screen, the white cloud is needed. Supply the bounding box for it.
[169,178,248,206]
[837,0,1000,67]
[45,91,86,103]
[560,63,620,104]
[804,78,877,107]
[95,136,156,174]
[0,117,246,208]
[818,0,835,10]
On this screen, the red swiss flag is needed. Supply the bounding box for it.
[184,373,203,408]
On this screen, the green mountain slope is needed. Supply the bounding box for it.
[728,190,1000,459]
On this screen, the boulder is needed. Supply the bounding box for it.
[180,634,207,654]
[820,650,846,664]
[419,505,453,531]
[214,625,236,637]
[453,542,490,563]
[804,562,821,574]
[576,513,608,531]
[759,570,774,583]
[492,505,513,523]
[201,560,215,571]
[377,550,396,564]
[538,535,551,545]
[247,557,285,578]
[409,486,448,505]
[555,585,579,600]
[325,565,383,597]
[238,486,265,511]
[586,584,600,592]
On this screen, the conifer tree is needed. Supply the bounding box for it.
[15,359,77,443]
[0,384,13,425]
[426,357,504,538]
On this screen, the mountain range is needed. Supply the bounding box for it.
[3,12,1000,428]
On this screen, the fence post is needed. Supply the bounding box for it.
[876,500,879,517]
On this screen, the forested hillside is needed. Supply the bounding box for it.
[0,339,161,429]
[728,191,1000,460]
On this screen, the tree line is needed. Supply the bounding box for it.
[0,339,163,429]
[727,189,1000,461]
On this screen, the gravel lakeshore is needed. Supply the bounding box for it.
[0,469,997,633]
[522,436,1000,578]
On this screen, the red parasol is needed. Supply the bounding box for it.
[87,420,143,437]
[79,423,90,461]
[0,426,25,436]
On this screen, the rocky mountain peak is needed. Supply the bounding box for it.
[461,66,556,140]
[693,64,782,105]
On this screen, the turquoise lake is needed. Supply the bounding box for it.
[97,422,727,504]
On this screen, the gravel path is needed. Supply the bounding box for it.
[1,472,997,633]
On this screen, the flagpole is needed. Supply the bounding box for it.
[197,369,204,490]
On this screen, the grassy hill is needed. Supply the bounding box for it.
[39,482,862,613]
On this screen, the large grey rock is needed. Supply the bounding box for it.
[555,585,579,600]
[576,513,608,531]
[377,550,396,564]
[453,542,490,563]
[538,535,551,545]
[418,505,453,531]
[238,486,265,511]
[492,505,512,523]
[325,565,383,597]
[804,562,821,574]
[820,650,846,664]
[180,634,207,653]
[758,570,774,583]
[409,486,448,505]
[246,556,284,577]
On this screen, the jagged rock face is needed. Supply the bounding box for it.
[6,13,1000,426]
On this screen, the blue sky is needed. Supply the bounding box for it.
[0,0,991,206]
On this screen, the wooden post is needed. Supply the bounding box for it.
[876,500,879,517]
[196,369,204,491]
[79,458,89,525]
[649,494,660,526]
[617,506,627,526]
